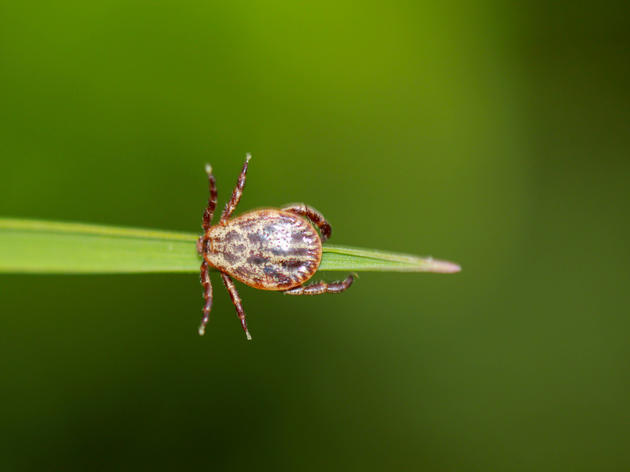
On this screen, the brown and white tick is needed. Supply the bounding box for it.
[197,154,354,340]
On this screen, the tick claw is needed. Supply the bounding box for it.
[198,325,206,336]
[245,330,252,341]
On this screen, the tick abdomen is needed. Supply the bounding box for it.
[205,209,322,290]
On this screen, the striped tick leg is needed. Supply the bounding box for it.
[284,274,355,295]
[198,163,218,336]
[281,203,332,242]
[221,153,251,222]
[199,261,213,335]
[221,273,252,341]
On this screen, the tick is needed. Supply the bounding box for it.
[197,154,354,340]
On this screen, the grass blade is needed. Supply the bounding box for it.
[319,245,461,273]
[0,218,460,274]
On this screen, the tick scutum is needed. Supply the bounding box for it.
[204,209,322,290]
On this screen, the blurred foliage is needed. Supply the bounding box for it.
[0,0,629,471]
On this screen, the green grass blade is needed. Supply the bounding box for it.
[319,245,461,273]
[0,218,461,274]
[0,218,197,273]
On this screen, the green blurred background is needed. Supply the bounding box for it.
[1,1,629,470]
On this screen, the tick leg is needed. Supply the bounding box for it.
[202,164,218,233]
[198,260,214,335]
[198,164,217,335]
[281,203,332,242]
[198,163,218,257]
[284,274,354,295]
[220,153,251,222]
[221,272,252,340]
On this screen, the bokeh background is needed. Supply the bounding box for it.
[1,1,629,470]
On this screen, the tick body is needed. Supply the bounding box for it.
[197,154,354,340]
[205,209,322,291]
